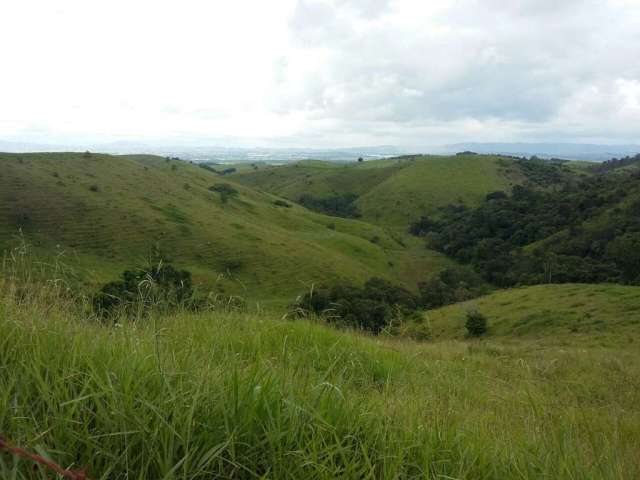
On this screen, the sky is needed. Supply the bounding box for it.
[1,0,639,148]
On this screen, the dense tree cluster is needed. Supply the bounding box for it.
[411,170,640,286]
[298,193,361,218]
[292,277,418,333]
[513,157,572,185]
[591,153,640,173]
[418,267,487,308]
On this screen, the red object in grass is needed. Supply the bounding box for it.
[0,435,90,480]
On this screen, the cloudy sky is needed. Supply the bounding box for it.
[1,0,639,148]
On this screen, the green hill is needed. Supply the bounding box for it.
[421,283,640,345]
[0,152,452,303]
[232,155,524,228]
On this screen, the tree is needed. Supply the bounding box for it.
[357,157,364,162]
[465,310,488,337]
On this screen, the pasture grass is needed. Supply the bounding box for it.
[423,283,640,347]
[0,152,451,302]
[232,155,522,228]
[0,278,638,478]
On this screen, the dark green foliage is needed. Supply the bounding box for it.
[93,264,193,317]
[198,164,236,175]
[606,233,640,283]
[465,310,488,337]
[485,191,507,201]
[592,153,640,173]
[298,193,361,218]
[198,163,218,173]
[209,184,239,203]
[273,199,291,208]
[419,266,487,308]
[293,277,418,334]
[515,157,571,185]
[89,184,100,192]
[410,170,640,286]
[221,258,243,272]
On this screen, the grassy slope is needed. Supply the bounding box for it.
[0,153,451,302]
[232,155,522,228]
[423,283,640,346]
[1,288,638,479]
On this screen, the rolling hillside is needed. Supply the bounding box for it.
[0,152,452,302]
[421,283,640,345]
[231,155,525,228]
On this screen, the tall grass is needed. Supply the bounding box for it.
[1,253,639,478]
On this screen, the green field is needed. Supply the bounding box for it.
[0,153,452,303]
[232,155,522,228]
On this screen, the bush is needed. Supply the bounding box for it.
[291,277,418,334]
[209,184,238,203]
[298,193,361,218]
[89,184,100,192]
[465,310,488,337]
[273,199,291,208]
[93,263,193,317]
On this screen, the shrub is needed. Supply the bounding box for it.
[273,199,291,208]
[89,184,100,192]
[198,163,218,173]
[209,184,239,203]
[465,310,488,337]
[298,193,361,218]
[93,263,193,317]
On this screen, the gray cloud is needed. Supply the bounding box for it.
[2,0,638,148]
[274,0,640,144]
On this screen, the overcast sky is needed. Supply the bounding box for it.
[1,0,639,148]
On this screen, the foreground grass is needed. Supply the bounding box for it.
[1,295,639,479]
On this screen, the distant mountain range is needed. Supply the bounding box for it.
[1,139,638,162]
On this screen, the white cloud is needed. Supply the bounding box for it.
[0,0,639,147]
